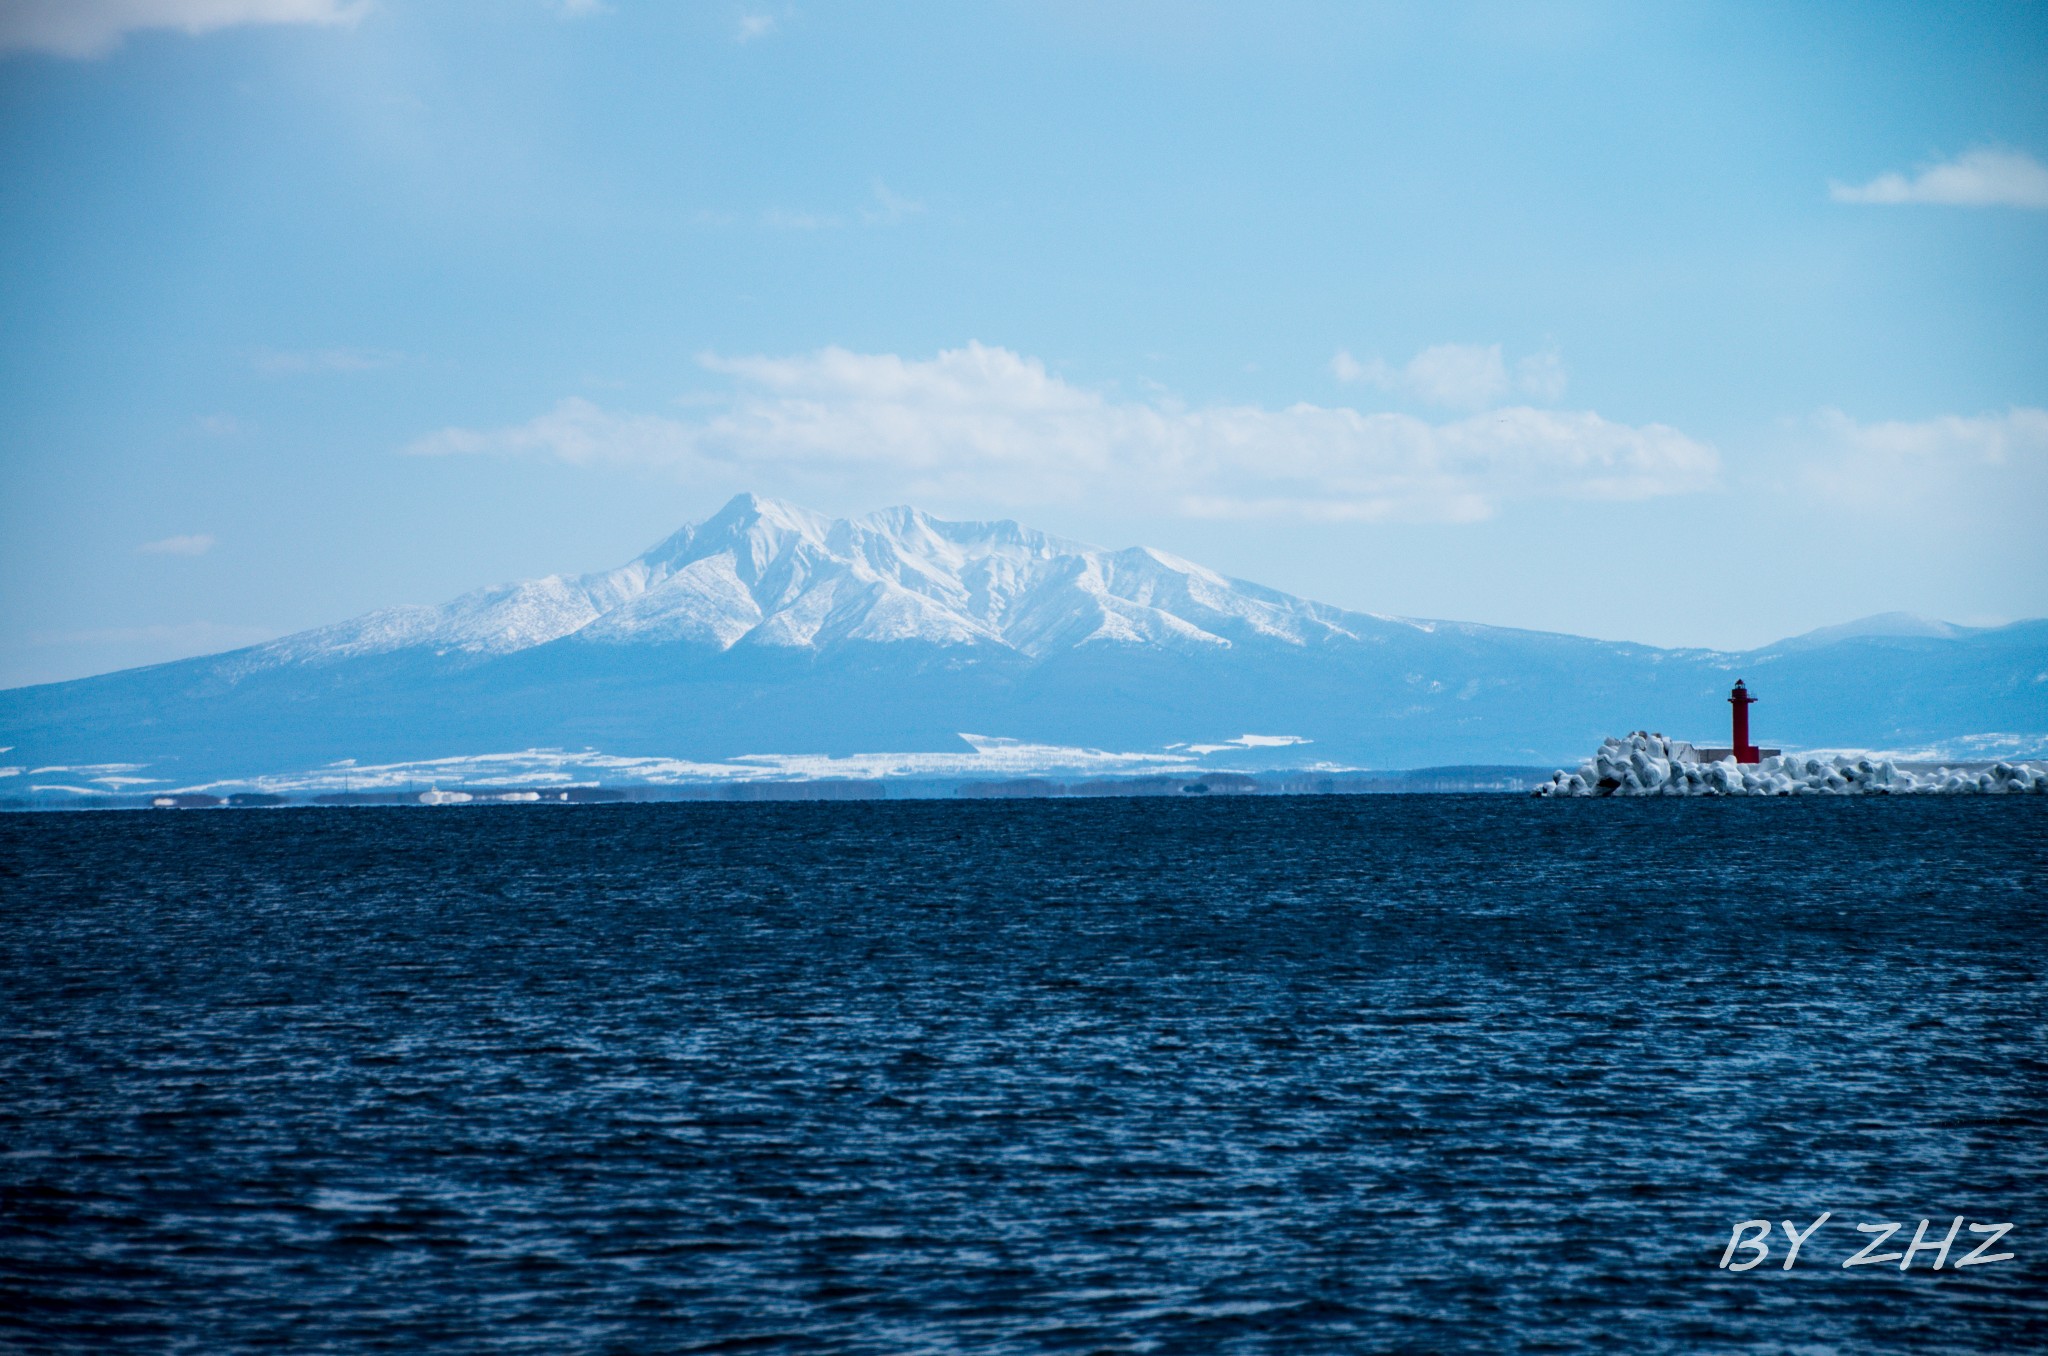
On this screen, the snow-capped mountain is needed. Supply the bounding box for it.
[241,493,1389,669]
[3,493,2044,795]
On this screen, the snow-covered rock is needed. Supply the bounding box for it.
[1535,731,2048,797]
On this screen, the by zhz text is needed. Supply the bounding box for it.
[1718,1215,2014,1272]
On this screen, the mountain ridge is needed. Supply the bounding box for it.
[224,492,1421,676]
[27,493,2024,689]
[3,493,2043,792]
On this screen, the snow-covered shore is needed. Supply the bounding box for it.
[1535,732,2047,797]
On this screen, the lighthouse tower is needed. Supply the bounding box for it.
[1728,680,1760,764]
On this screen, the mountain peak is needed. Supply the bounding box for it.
[697,491,834,540]
[1769,612,1978,651]
[636,492,831,570]
[238,494,1390,667]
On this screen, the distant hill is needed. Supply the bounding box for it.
[3,494,2043,797]
[1765,612,1984,651]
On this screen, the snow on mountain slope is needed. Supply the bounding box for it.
[7,494,2040,791]
[235,493,1410,670]
[1765,612,1985,652]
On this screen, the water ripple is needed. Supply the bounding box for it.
[2,797,2044,1352]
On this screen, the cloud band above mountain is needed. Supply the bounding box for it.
[1800,406,2048,533]
[1330,342,1568,409]
[409,344,1720,523]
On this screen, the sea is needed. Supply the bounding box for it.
[2,796,2044,1353]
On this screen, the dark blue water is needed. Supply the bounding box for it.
[3,797,2044,1353]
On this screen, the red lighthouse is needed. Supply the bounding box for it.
[1729,679,1760,763]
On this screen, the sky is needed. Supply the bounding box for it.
[1,0,2045,687]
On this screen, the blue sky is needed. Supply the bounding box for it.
[2,0,2045,686]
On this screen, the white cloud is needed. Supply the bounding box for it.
[861,179,925,225]
[1830,148,2048,209]
[1801,408,2048,527]
[1513,347,1569,403]
[762,182,923,231]
[0,0,366,59]
[408,342,1716,523]
[1811,407,2048,463]
[196,413,241,435]
[557,0,608,16]
[760,208,840,230]
[136,533,216,556]
[1331,341,1568,409]
[415,400,689,466]
[251,346,400,374]
[735,13,776,43]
